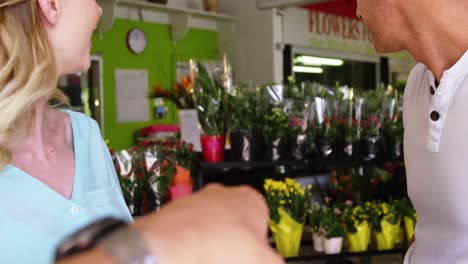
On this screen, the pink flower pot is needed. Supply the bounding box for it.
[169,185,193,200]
[200,135,225,163]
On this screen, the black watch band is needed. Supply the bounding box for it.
[54,217,156,264]
[55,217,127,260]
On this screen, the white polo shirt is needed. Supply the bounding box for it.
[403,50,468,264]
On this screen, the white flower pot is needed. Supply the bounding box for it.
[178,109,201,151]
[323,237,343,254]
[312,233,324,252]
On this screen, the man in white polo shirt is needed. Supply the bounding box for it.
[356,0,468,263]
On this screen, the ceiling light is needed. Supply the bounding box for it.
[295,55,344,66]
[293,66,323,74]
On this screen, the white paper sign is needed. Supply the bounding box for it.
[115,69,150,123]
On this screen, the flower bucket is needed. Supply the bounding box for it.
[230,131,264,161]
[360,136,383,162]
[395,226,405,244]
[389,139,404,161]
[265,138,288,161]
[290,134,307,160]
[404,217,415,242]
[200,135,225,163]
[346,221,371,252]
[316,138,335,159]
[169,185,193,200]
[178,110,201,152]
[172,165,192,186]
[324,237,343,254]
[374,218,401,250]
[341,139,360,162]
[269,208,303,257]
[312,232,324,252]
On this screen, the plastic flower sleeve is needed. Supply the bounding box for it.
[375,217,401,250]
[112,149,137,215]
[269,207,304,257]
[346,221,371,252]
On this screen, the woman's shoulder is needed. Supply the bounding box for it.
[60,110,101,140]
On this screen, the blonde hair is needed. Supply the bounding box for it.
[0,0,68,168]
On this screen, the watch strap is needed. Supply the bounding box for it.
[97,226,157,264]
[55,218,127,260]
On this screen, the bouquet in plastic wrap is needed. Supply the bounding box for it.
[226,85,267,161]
[111,140,195,216]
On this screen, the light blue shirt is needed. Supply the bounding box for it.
[0,110,132,264]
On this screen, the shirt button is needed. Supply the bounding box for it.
[430,111,440,121]
[71,206,79,215]
[430,86,435,95]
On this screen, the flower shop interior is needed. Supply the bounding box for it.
[64,0,419,263]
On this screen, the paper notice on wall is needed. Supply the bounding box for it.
[115,69,150,123]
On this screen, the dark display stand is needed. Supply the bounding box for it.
[194,155,408,263]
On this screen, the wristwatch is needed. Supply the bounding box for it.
[54,217,156,264]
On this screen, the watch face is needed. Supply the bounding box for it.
[127,28,147,54]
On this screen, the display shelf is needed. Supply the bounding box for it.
[197,154,395,172]
[97,0,236,41]
[269,238,407,262]
[199,159,314,171]
[284,248,406,262]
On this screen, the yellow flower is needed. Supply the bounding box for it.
[307,184,313,190]
[285,178,295,186]
[279,200,286,205]
[294,182,301,189]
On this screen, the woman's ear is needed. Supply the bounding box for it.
[37,0,60,25]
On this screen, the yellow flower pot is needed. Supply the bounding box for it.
[269,208,304,257]
[404,217,415,242]
[395,226,405,244]
[346,221,371,252]
[374,218,401,250]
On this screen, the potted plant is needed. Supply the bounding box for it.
[150,75,201,151]
[342,201,372,252]
[369,200,401,250]
[308,202,325,252]
[194,62,226,163]
[320,205,345,254]
[263,107,289,161]
[264,178,312,257]
[397,198,417,243]
[226,86,265,161]
[382,113,404,161]
[313,118,338,160]
[284,97,310,160]
[360,88,385,162]
[168,140,196,200]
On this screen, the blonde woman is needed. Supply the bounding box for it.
[0,1,285,264]
[0,0,131,263]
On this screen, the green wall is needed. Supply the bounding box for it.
[91,19,219,150]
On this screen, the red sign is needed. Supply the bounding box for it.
[308,11,372,42]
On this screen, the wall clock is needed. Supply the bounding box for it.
[127,28,147,54]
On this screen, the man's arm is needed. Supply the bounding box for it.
[56,185,284,264]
